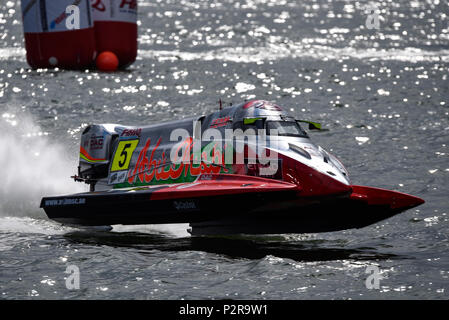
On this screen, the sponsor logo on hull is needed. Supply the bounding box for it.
[45,198,86,206]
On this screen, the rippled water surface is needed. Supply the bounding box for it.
[0,0,448,299]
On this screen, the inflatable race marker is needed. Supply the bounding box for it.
[21,0,97,69]
[96,51,119,71]
[91,0,138,68]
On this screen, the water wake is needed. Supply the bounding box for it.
[0,110,85,220]
[112,224,190,238]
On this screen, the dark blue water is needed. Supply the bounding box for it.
[0,0,448,299]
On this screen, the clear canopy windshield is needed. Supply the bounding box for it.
[266,121,308,138]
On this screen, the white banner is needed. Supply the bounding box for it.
[21,0,93,33]
[91,0,137,23]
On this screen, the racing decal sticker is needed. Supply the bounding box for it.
[173,200,197,211]
[210,116,231,128]
[44,198,86,206]
[80,146,108,163]
[110,139,139,172]
[121,128,142,137]
[108,170,128,185]
[125,137,230,186]
[89,135,104,150]
[242,100,283,111]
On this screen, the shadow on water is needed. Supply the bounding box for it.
[63,230,400,262]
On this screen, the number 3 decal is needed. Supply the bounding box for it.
[110,140,139,172]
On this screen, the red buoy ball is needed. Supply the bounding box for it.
[96,51,119,71]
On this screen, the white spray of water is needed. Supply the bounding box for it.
[112,223,190,238]
[0,111,85,220]
[0,216,75,236]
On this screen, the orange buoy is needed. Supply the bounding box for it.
[91,0,138,69]
[96,51,119,71]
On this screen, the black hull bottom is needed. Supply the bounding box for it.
[189,200,405,235]
[41,189,416,235]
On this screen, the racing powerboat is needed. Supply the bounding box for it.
[40,100,424,235]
